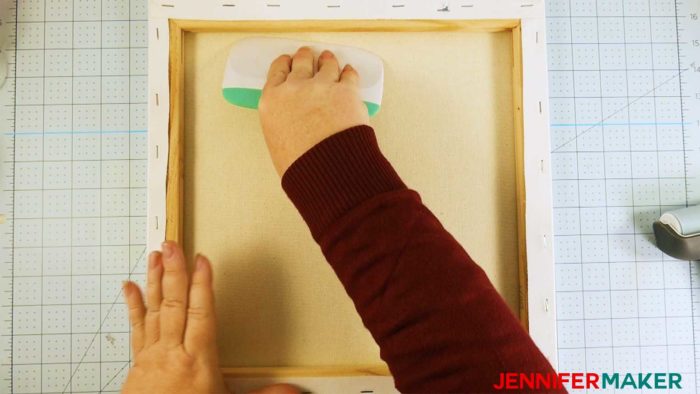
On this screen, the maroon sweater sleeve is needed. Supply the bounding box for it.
[281,125,562,393]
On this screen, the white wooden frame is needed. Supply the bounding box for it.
[146,0,556,387]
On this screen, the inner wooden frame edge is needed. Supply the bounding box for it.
[166,18,526,378]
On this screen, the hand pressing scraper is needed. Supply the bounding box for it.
[222,37,384,116]
[653,205,700,260]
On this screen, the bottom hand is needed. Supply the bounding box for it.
[122,241,299,394]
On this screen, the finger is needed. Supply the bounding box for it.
[339,64,360,86]
[248,384,301,394]
[184,255,217,354]
[288,46,314,80]
[160,241,189,346]
[265,54,292,88]
[144,251,163,345]
[315,50,340,82]
[123,281,146,355]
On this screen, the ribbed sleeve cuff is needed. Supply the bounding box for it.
[281,125,407,239]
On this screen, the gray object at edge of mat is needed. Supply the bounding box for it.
[654,205,700,261]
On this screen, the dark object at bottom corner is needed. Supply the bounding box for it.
[653,221,700,261]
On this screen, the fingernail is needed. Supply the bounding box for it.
[148,251,161,268]
[162,241,173,257]
[195,255,206,271]
[122,281,132,295]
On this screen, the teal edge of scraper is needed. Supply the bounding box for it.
[222,87,381,117]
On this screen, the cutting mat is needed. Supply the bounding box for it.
[1,0,699,392]
[547,0,700,391]
[0,0,148,392]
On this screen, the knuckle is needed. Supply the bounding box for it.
[129,362,149,378]
[275,54,291,63]
[128,306,144,317]
[190,278,208,289]
[147,276,160,285]
[146,302,160,312]
[268,69,287,82]
[163,265,183,274]
[290,69,311,78]
[172,350,196,368]
[187,305,211,320]
[130,320,145,330]
[161,297,186,310]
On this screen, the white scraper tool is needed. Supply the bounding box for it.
[222,37,384,116]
